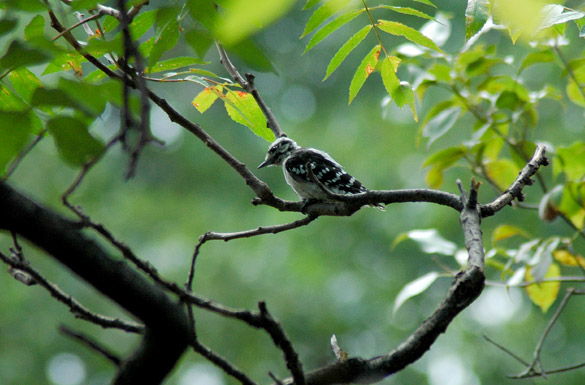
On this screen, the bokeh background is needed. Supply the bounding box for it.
[1,1,585,384]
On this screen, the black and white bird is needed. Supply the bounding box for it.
[258,137,383,208]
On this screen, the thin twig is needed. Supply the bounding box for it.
[486,276,585,288]
[62,134,122,205]
[59,325,122,366]
[52,12,103,41]
[4,129,47,179]
[518,288,576,378]
[0,251,144,333]
[200,216,317,243]
[483,335,530,367]
[216,43,285,138]
[258,301,306,385]
[191,339,259,385]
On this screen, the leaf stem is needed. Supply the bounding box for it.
[361,0,389,58]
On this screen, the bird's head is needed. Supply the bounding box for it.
[258,137,299,168]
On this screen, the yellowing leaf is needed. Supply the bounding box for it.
[525,263,561,313]
[485,158,520,191]
[492,224,530,245]
[192,86,220,113]
[553,250,585,268]
[493,0,545,40]
[425,166,443,189]
[222,90,274,141]
[348,44,380,104]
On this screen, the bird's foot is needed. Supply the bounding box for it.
[300,198,319,213]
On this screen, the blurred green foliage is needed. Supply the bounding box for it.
[1,0,585,385]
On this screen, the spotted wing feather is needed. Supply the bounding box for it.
[284,148,366,195]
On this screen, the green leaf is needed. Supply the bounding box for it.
[324,25,371,80]
[380,56,400,97]
[4,0,46,12]
[485,158,520,191]
[519,50,555,72]
[348,44,380,104]
[184,28,214,59]
[393,272,441,314]
[380,55,417,120]
[304,9,363,53]
[411,0,437,8]
[465,0,490,40]
[215,0,296,46]
[9,67,43,104]
[24,14,45,41]
[192,86,220,113]
[575,17,585,37]
[0,18,18,37]
[378,20,444,54]
[147,20,180,70]
[301,0,351,37]
[229,39,275,73]
[130,10,157,40]
[47,116,104,167]
[0,111,33,174]
[558,183,585,229]
[30,88,92,116]
[492,224,530,245]
[425,166,443,188]
[69,0,101,10]
[303,0,321,10]
[538,4,585,31]
[423,146,466,169]
[149,57,207,74]
[58,78,122,115]
[222,90,274,141]
[0,84,29,112]
[0,41,49,71]
[187,0,217,31]
[379,6,436,21]
[525,263,560,313]
[422,106,461,147]
[555,142,585,182]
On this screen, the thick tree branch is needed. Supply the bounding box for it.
[0,182,191,385]
[283,180,487,385]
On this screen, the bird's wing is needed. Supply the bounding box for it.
[284,148,366,194]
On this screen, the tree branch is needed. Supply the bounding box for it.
[216,43,285,139]
[0,250,144,333]
[480,144,549,217]
[280,179,487,385]
[60,325,122,366]
[0,182,191,385]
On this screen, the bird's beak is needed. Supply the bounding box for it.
[257,159,271,169]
